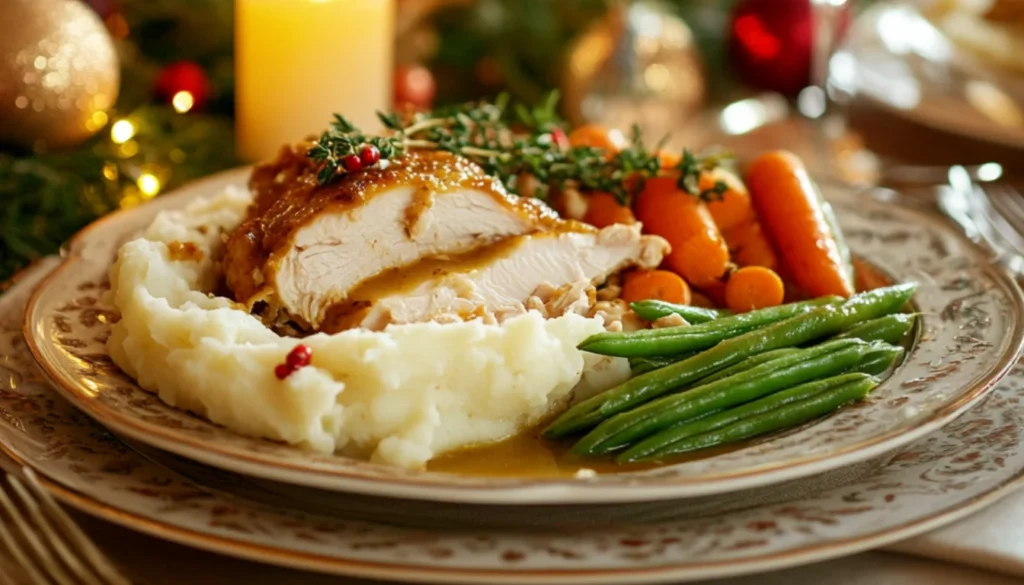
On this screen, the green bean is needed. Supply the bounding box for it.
[696,348,803,385]
[852,342,905,377]
[641,376,876,460]
[631,349,803,405]
[630,300,732,324]
[571,339,868,455]
[541,283,916,438]
[617,373,873,462]
[579,297,842,358]
[629,357,676,375]
[835,314,915,345]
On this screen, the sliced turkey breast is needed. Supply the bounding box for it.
[223,148,573,329]
[327,223,670,332]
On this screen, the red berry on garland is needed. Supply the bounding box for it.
[274,363,295,380]
[153,61,211,112]
[359,145,381,167]
[393,64,436,110]
[286,344,313,368]
[342,154,363,172]
[727,0,849,97]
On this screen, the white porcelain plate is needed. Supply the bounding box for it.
[5,260,1024,583]
[20,167,1024,504]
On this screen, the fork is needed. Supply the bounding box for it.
[938,166,1024,277]
[0,467,131,585]
[979,182,1024,253]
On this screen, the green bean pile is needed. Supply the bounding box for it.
[544,283,917,463]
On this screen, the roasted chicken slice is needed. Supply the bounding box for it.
[341,223,669,332]
[224,148,571,329]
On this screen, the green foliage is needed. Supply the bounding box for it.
[311,92,728,205]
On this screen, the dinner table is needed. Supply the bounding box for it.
[5,102,1024,585]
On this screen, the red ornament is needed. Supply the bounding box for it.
[153,61,211,111]
[342,154,363,172]
[359,145,381,167]
[727,0,849,97]
[393,64,436,110]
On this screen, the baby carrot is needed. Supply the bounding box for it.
[724,266,785,312]
[569,124,628,157]
[724,218,780,271]
[745,151,855,298]
[583,192,637,228]
[622,270,692,305]
[702,168,755,232]
[656,151,681,169]
[635,177,730,289]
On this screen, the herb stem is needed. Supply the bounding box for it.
[309,93,730,203]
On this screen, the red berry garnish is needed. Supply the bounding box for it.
[274,363,295,380]
[551,127,569,150]
[342,154,362,172]
[359,145,381,167]
[286,344,313,368]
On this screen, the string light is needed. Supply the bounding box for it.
[172,91,195,113]
[137,173,161,197]
[110,119,136,144]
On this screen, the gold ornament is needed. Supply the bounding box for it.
[562,1,706,138]
[0,0,120,151]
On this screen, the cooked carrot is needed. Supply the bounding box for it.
[701,168,755,232]
[745,151,855,298]
[723,218,780,271]
[584,192,637,228]
[568,124,628,157]
[696,279,728,308]
[656,150,681,169]
[635,177,730,289]
[689,290,716,309]
[724,266,786,312]
[621,270,692,305]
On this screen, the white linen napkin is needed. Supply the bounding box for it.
[887,484,1024,578]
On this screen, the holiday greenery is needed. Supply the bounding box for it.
[311,92,728,204]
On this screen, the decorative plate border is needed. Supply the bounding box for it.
[6,259,1024,583]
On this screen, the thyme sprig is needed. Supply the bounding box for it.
[307,92,730,204]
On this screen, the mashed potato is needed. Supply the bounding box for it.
[106,188,630,468]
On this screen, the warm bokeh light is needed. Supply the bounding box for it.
[86,111,109,132]
[110,119,136,144]
[172,91,195,113]
[137,173,161,197]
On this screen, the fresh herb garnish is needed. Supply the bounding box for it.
[307,92,730,204]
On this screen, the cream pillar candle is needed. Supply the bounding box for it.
[235,0,394,162]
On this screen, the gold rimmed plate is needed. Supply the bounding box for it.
[5,261,1024,582]
[19,167,1024,505]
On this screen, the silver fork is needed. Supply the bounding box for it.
[980,182,1024,251]
[938,166,1024,277]
[0,468,131,585]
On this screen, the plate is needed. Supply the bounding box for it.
[20,167,1024,504]
[6,260,1024,583]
